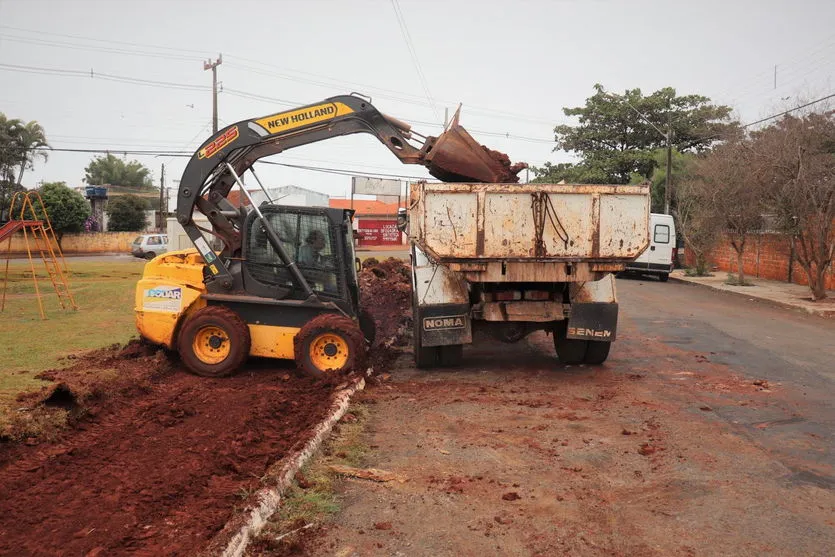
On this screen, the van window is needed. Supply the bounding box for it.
[654,224,670,244]
[147,236,161,246]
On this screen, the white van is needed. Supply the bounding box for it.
[623,213,676,281]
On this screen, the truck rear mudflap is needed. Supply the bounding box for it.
[566,302,618,341]
[417,303,472,348]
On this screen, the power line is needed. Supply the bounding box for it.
[742,92,835,128]
[390,0,439,122]
[33,146,435,181]
[0,63,208,91]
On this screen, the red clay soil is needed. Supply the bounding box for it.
[358,258,412,368]
[0,268,410,556]
[0,344,341,556]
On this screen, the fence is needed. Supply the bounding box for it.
[4,231,140,255]
[685,231,835,291]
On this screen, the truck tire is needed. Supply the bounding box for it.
[658,273,669,282]
[413,309,438,369]
[294,314,366,377]
[438,344,463,367]
[359,309,377,345]
[584,341,611,365]
[178,306,251,377]
[553,322,587,365]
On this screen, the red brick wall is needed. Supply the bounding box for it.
[685,232,835,291]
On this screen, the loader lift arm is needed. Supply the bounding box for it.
[174,93,526,294]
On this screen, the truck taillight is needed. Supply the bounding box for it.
[494,291,521,301]
[524,290,550,301]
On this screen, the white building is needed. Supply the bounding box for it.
[250,185,329,208]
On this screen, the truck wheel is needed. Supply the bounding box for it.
[359,309,377,345]
[584,341,611,365]
[438,344,463,367]
[413,314,438,369]
[294,314,366,377]
[553,322,587,365]
[178,306,251,377]
[658,273,669,282]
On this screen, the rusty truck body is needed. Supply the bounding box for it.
[403,181,651,367]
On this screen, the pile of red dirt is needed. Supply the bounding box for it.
[358,257,412,367]
[0,343,343,556]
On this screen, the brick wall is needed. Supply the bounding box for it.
[3,231,140,255]
[685,232,835,291]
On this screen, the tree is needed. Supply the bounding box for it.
[36,182,91,248]
[675,165,723,276]
[0,114,25,219]
[631,148,696,212]
[85,154,153,189]
[690,140,764,285]
[106,195,148,231]
[15,121,49,187]
[751,112,835,301]
[548,84,738,185]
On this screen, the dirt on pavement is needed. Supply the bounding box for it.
[307,329,835,556]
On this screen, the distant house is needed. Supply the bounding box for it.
[226,185,329,208]
[329,199,405,247]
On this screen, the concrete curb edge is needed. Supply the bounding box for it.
[667,275,835,318]
[214,376,367,557]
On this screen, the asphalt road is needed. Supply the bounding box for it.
[309,276,835,556]
[619,276,835,486]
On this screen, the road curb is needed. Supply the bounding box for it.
[667,275,835,318]
[209,375,366,557]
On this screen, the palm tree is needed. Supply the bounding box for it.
[15,120,50,187]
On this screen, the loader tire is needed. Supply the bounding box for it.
[294,314,366,377]
[178,306,251,377]
[553,322,587,365]
[584,341,611,365]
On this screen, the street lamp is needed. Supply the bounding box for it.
[603,91,673,214]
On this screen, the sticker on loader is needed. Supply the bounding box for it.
[143,286,183,312]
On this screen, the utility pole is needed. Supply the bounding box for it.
[159,163,166,231]
[204,54,222,134]
[664,126,672,215]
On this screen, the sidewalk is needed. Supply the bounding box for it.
[669,269,835,318]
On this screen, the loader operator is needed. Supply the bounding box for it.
[298,229,327,267]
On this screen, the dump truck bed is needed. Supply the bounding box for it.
[409,182,651,263]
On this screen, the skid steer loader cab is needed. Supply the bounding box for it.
[242,205,358,311]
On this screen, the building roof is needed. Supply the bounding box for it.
[329,199,402,216]
[225,188,261,207]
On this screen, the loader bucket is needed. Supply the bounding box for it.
[423,109,527,184]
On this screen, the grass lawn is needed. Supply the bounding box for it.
[0,258,145,408]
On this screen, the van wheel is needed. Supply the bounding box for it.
[144,251,156,260]
[584,341,611,365]
[658,273,669,282]
[178,306,251,377]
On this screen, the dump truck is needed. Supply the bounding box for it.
[403,179,651,367]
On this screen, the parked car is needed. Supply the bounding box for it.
[623,213,676,281]
[131,234,169,260]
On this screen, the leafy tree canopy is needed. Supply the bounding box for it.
[106,194,148,232]
[1,113,49,217]
[541,84,739,184]
[85,154,153,189]
[37,182,91,243]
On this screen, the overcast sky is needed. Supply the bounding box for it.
[1,0,833,201]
